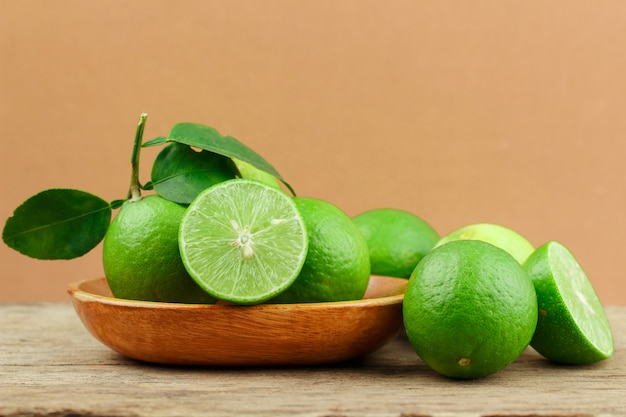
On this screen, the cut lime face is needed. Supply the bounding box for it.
[524,241,614,364]
[179,179,308,304]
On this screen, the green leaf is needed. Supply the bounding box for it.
[110,199,126,209]
[2,189,112,260]
[151,142,240,204]
[147,122,295,195]
[142,136,167,147]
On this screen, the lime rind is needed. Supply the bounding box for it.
[179,179,308,304]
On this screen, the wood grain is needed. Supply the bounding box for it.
[1,303,624,417]
[66,276,405,366]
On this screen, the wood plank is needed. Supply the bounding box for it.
[1,303,625,417]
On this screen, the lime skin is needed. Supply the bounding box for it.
[403,239,538,379]
[353,208,439,279]
[103,195,215,304]
[270,197,371,304]
[233,159,283,190]
[435,223,534,264]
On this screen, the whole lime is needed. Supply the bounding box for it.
[103,195,214,303]
[403,239,537,379]
[270,197,371,303]
[353,208,439,278]
[233,159,283,191]
[435,223,534,264]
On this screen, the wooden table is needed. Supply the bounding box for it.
[1,303,625,417]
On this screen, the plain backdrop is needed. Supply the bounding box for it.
[1,0,625,304]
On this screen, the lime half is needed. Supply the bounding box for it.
[523,241,614,364]
[179,179,308,304]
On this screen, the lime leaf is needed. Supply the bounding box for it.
[146,122,295,195]
[142,136,167,147]
[110,199,126,209]
[2,189,112,260]
[151,142,240,204]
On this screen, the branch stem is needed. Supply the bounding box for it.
[127,113,148,201]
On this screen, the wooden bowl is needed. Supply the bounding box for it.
[67,276,407,366]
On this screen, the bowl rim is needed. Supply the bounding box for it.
[68,276,406,311]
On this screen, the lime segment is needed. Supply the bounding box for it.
[179,179,308,304]
[524,241,614,364]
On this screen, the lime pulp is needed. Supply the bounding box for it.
[179,179,308,304]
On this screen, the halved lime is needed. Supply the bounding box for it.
[179,179,308,304]
[523,241,614,364]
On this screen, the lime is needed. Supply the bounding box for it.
[270,197,371,303]
[403,240,538,379]
[435,222,534,264]
[179,179,307,304]
[523,241,614,364]
[233,159,282,191]
[352,208,439,278]
[103,195,215,304]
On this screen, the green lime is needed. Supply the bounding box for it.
[435,222,534,264]
[523,241,614,364]
[233,159,282,190]
[270,197,371,303]
[352,208,439,278]
[403,240,538,379]
[179,179,308,304]
[103,195,215,304]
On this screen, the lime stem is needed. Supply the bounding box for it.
[127,113,148,201]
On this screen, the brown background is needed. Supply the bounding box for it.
[1,1,625,304]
